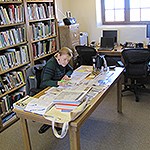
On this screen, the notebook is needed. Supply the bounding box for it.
[99,37,114,51]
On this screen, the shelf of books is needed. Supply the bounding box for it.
[0,22,25,28]
[25,0,58,62]
[0,0,30,131]
[0,0,58,132]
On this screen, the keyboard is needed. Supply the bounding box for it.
[98,47,114,51]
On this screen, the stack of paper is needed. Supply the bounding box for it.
[54,101,81,112]
[13,96,33,110]
[53,90,88,112]
[24,95,55,115]
[70,71,91,85]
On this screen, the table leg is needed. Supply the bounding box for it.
[69,126,80,150]
[117,76,123,113]
[20,118,32,150]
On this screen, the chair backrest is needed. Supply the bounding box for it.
[75,45,97,66]
[26,64,45,96]
[122,48,150,79]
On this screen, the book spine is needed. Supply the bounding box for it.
[2,112,16,126]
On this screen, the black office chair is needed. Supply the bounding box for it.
[26,64,61,134]
[75,45,97,66]
[122,48,150,102]
[26,64,45,96]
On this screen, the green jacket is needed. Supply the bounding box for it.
[40,56,73,88]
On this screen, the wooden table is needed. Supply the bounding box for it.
[13,67,124,150]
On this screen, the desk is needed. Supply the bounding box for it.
[13,67,124,150]
[97,46,123,56]
[98,49,122,56]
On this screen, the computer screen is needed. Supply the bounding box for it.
[102,30,118,44]
[146,24,150,38]
[101,37,114,48]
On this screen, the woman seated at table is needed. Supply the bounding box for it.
[40,46,73,89]
[39,47,73,134]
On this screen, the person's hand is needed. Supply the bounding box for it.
[58,80,69,86]
[62,75,71,80]
[58,75,71,86]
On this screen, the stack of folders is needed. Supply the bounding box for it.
[53,90,89,112]
[54,101,81,112]
[23,96,54,115]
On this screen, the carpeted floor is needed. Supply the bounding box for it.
[1,85,150,150]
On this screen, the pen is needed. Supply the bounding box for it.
[60,79,65,83]
[60,80,72,86]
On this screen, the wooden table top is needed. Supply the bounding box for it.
[97,46,123,56]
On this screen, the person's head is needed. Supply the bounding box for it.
[55,47,73,67]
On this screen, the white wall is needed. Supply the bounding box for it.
[55,0,70,21]
[56,0,149,45]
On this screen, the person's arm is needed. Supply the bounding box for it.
[40,61,58,88]
[61,64,73,82]
[40,60,73,88]
[65,64,73,77]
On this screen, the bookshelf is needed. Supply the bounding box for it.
[0,0,58,132]
[0,0,28,132]
[24,0,57,64]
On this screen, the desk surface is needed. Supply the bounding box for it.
[70,67,124,127]
[97,46,122,56]
[13,66,124,150]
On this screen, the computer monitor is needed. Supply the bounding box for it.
[146,24,150,38]
[100,37,114,49]
[102,30,118,44]
[146,24,150,48]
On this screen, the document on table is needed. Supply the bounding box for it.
[24,94,55,115]
[53,91,85,103]
[13,96,33,110]
[91,71,114,86]
[75,65,93,73]
[52,86,92,111]
[70,71,91,85]
[86,86,105,101]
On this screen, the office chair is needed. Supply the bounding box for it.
[26,64,62,134]
[26,64,45,96]
[75,45,97,66]
[121,48,150,102]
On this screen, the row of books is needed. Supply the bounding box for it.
[1,90,25,127]
[0,91,25,115]
[0,5,24,25]
[0,46,29,72]
[0,0,22,2]
[0,27,26,48]
[32,38,56,58]
[2,112,17,127]
[27,3,54,20]
[31,21,56,40]
[0,71,24,94]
